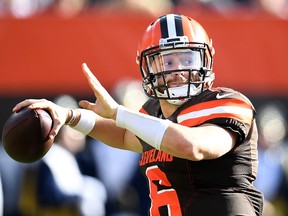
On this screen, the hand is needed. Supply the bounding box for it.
[79,63,119,120]
[12,99,69,140]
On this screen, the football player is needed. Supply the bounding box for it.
[13,14,263,215]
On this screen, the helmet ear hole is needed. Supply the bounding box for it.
[209,39,215,56]
[205,81,213,89]
[210,47,215,56]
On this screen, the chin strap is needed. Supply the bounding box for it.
[156,84,202,105]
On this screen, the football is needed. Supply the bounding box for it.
[2,107,53,163]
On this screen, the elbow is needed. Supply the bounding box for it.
[174,143,205,161]
[183,144,225,161]
[187,146,205,161]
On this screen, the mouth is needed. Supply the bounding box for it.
[168,80,187,88]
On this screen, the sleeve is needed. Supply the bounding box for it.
[177,97,255,144]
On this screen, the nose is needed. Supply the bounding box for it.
[173,70,185,76]
[173,61,185,74]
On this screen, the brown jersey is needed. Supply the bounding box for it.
[138,87,263,216]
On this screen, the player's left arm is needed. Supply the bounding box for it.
[161,90,254,161]
[160,122,237,161]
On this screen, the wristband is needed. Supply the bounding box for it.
[116,105,171,150]
[72,109,96,135]
[66,108,77,125]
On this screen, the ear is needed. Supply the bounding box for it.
[205,80,214,89]
[136,50,141,65]
[209,39,215,56]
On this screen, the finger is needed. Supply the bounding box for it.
[82,63,110,99]
[82,63,114,98]
[44,138,54,147]
[43,106,67,139]
[27,100,56,111]
[79,100,92,109]
[49,122,62,140]
[82,63,102,87]
[79,100,94,110]
[12,99,45,112]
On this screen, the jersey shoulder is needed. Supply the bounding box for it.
[178,87,254,111]
[210,87,248,101]
[210,87,256,110]
[175,87,256,127]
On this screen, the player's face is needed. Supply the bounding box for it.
[150,49,202,88]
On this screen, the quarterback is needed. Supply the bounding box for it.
[14,14,263,215]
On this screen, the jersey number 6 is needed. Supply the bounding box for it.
[146,165,182,216]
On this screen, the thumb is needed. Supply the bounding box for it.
[79,100,94,110]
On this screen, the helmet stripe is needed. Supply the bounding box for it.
[174,14,184,36]
[160,14,184,39]
[160,15,169,38]
[166,14,177,37]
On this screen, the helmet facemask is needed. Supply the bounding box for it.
[140,41,215,105]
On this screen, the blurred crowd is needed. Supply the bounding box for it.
[253,101,288,216]
[0,0,287,19]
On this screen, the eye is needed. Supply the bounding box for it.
[163,60,172,67]
[182,58,194,66]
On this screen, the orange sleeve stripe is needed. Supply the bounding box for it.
[178,99,253,127]
[180,99,252,115]
[179,111,252,127]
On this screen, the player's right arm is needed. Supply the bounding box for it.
[79,113,143,153]
[12,99,142,153]
[66,107,142,152]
